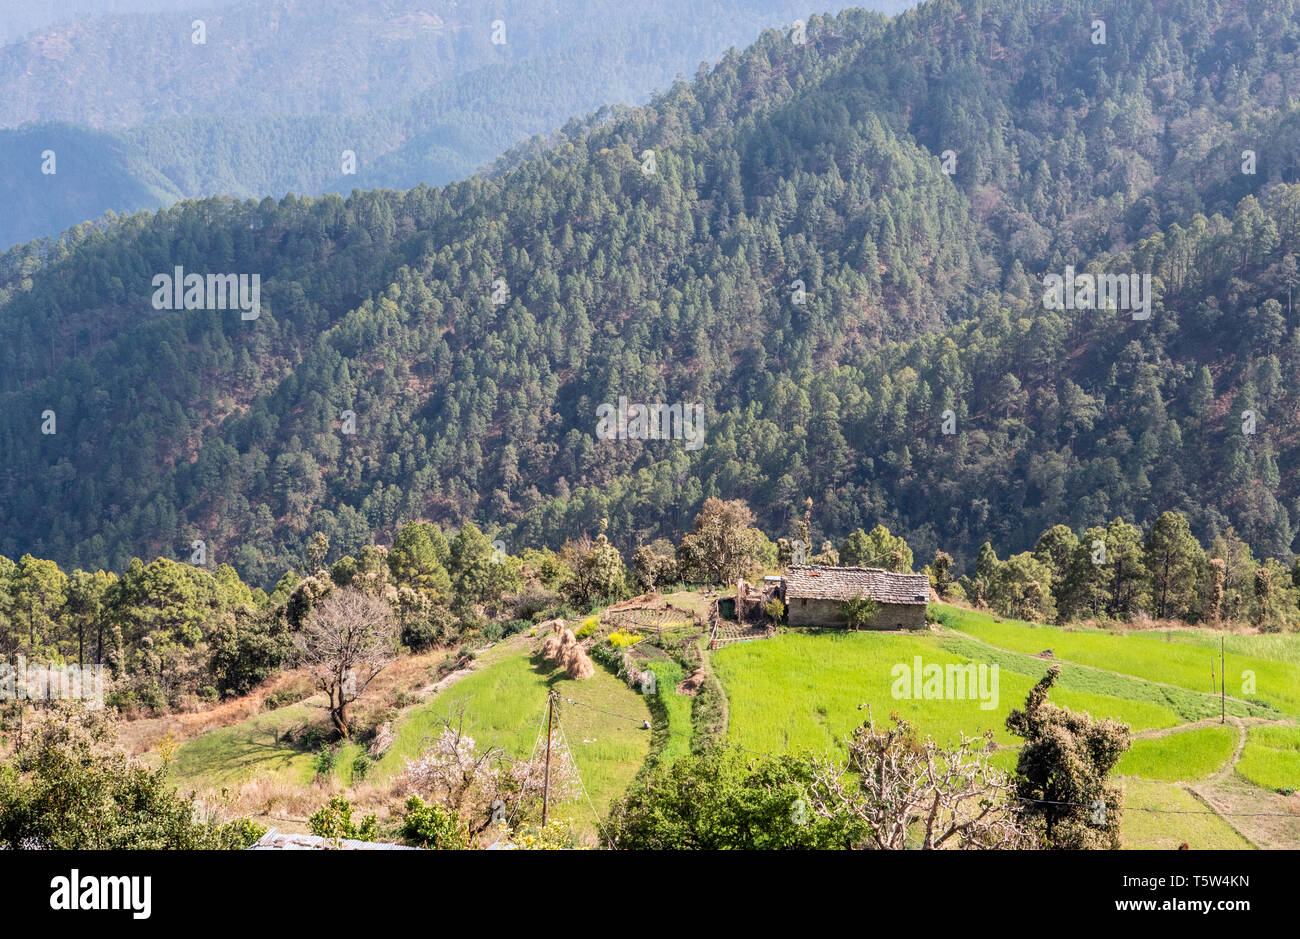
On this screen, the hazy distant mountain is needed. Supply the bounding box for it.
[0,0,913,248]
[0,0,242,46]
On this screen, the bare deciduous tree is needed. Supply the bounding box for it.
[806,709,1030,850]
[294,588,397,738]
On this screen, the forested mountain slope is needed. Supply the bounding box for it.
[3,0,1300,586]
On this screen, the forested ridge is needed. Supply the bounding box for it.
[3,0,1300,589]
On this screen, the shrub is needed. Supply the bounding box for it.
[575,616,601,640]
[400,795,466,849]
[351,751,372,781]
[312,744,337,778]
[392,689,415,709]
[504,618,532,637]
[263,687,310,711]
[308,796,378,843]
[220,817,268,849]
[589,641,622,671]
[607,630,641,649]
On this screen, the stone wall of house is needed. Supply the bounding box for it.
[786,596,926,629]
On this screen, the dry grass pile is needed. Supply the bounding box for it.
[563,646,595,680]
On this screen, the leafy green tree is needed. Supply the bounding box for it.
[208,605,291,697]
[559,527,628,608]
[1058,527,1109,620]
[1005,666,1130,849]
[63,568,114,665]
[987,552,1055,622]
[388,522,452,602]
[675,498,767,585]
[841,525,913,571]
[1144,511,1202,620]
[1103,520,1150,620]
[1033,525,1078,603]
[447,523,519,612]
[0,705,263,849]
[12,554,67,653]
[631,539,678,591]
[1206,529,1258,623]
[928,550,954,600]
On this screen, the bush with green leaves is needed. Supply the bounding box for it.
[606,749,862,849]
[307,796,378,843]
[311,744,337,778]
[840,596,881,630]
[0,704,264,850]
[400,795,467,849]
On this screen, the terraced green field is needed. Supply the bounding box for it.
[935,605,1300,717]
[1120,779,1255,850]
[1236,725,1300,792]
[713,630,1179,756]
[643,659,693,766]
[1116,726,1236,781]
[165,596,1300,849]
[712,612,1300,849]
[373,640,653,821]
[171,698,365,791]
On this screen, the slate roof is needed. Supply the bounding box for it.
[783,566,929,605]
[248,828,420,850]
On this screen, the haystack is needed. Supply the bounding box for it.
[540,633,563,661]
[563,645,595,680]
[557,627,578,656]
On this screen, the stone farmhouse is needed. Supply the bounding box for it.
[737,565,930,629]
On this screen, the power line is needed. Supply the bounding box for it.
[554,704,616,849]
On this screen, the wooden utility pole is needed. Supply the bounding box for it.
[542,690,556,826]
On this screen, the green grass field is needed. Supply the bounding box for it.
[935,604,1300,717]
[1236,724,1300,792]
[938,634,1254,723]
[171,700,326,791]
[644,659,693,765]
[1115,726,1236,781]
[165,595,1300,848]
[373,642,652,824]
[1159,630,1300,667]
[713,630,1179,757]
[1119,778,1254,850]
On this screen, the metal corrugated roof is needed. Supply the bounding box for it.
[248,828,420,850]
